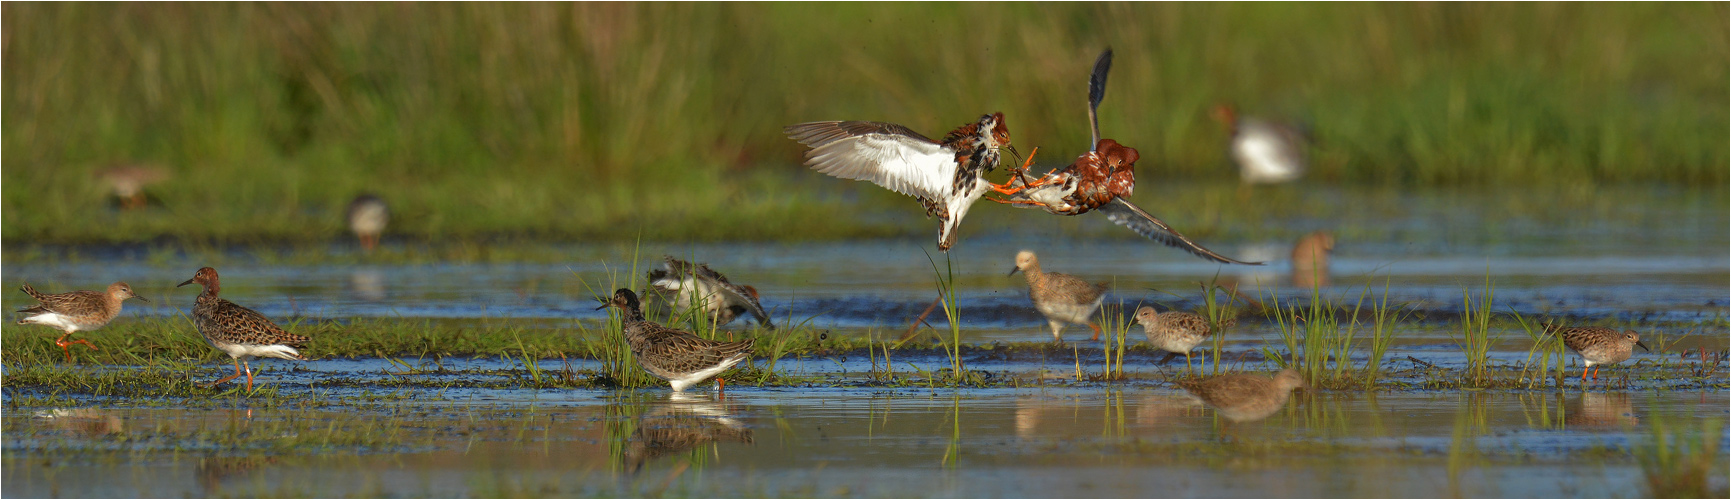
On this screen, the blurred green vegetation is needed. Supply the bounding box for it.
[3,3,1725,244]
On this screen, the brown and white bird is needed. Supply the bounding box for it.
[1008,250,1109,342]
[642,256,774,330]
[1135,306,1236,372]
[346,194,389,253]
[1290,230,1335,289]
[785,112,1020,251]
[16,282,146,361]
[1178,369,1305,423]
[1213,104,1307,185]
[1548,324,1649,384]
[999,49,1258,265]
[600,289,755,392]
[177,267,310,391]
[95,164,169,210]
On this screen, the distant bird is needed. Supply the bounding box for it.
[642,256,774,329]
[346,194,389,253]
[1009,250,1108,342]
[1135,306,1236,372]
[999,49,1258,265]
[95,164,169,210]
[1212,104,1307,185]
[599,289,755,392]
[178,267,310,391]
[1178,369,1305,423]
[785,111,1020,251]
[16,282,146,361]
[1548,324,1649,385]
[1290,230,1335,289]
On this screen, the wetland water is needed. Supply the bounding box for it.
[3,185,1728,497]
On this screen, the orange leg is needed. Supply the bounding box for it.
[989,147,1044,194]
[717,377,726,396]
[1591,366,1600,381]
[1579,365,1590,385]
[54,332,98,362]
[243,359,255,392]
[1088,323,1102,342]
[206,359,245,388]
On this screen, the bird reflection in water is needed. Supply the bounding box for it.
[615,392,754,476]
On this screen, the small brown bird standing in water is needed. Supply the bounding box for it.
[1009,250,1108,343]
[1548,324,1649,385]
[347,194,389,253]
[1290,230,1335,289]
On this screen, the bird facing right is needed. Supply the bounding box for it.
[642,256,775,330]
[16,282,147,361]
[1178,369,1305,423]
[1548,324,1649,384]
[1009,250,1108,342]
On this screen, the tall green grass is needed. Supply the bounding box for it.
[1454,277,1499,386]
[3,3,1724,244]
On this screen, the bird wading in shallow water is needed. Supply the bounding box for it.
[1009,250,1109,343]
[997,49,1259,265]
[600,289,756,393]
[178,267,310,392]
[16,282,147,361]
[786,111,1022,251]
[1549,324,1649,386]
[1213,104,1308,186]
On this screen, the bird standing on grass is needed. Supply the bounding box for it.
[16,282,146,361]
[178,267,310,392]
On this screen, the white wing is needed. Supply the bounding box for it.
[785,121,960,202]
[1098,198,1262,265]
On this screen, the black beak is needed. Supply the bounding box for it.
[176,278,195,288]
[595,301,611,310]
[1007,265,1021,277]
[1007,144,1022,164]
[133,295,149,303]
[1636,340,1650,352]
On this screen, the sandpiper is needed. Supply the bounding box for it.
[1213,104,1307,185]
[1178,369,1305,423]
[998,49,1258,265]
[1290,230,1335,289]
[642,256,775,329]
[95,164,169,210]
[1009,250,1108,342]
[1134,306,1236,372]
[346,194,389,253]
[600,289,756,392]
[1549,324,1649,385]
[785,111,1021,251]
[177,267,310,391]
[16,282,146,361]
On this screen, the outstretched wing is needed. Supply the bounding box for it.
[1098,198,1262,265]
[785,121,959,202]
[694,264,775,330]
[1088,48,1113,150]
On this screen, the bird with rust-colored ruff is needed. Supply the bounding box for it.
[786,111,1021,251]
[998,49,1258,265]
[1548,323,1649,385]
[178,267,310,391]
[16,282,146,361]
[601,289,755,393]
[1009,250,1108,343]
[1179,369,1305,423]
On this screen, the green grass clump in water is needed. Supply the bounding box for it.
[4,3,1725,246]
[1454,276,1499,386]
[1637,411,1729,498]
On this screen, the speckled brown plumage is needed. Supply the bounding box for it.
[178,267,309,391]
[1548,323,1648,384]
[1177,369,1305,423]
[1135,306,1236,368]
[604,289,755,392]
[1009,251,1108,342]
[16,281,145,360]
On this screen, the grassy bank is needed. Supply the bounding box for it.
[2,3,1725,245]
